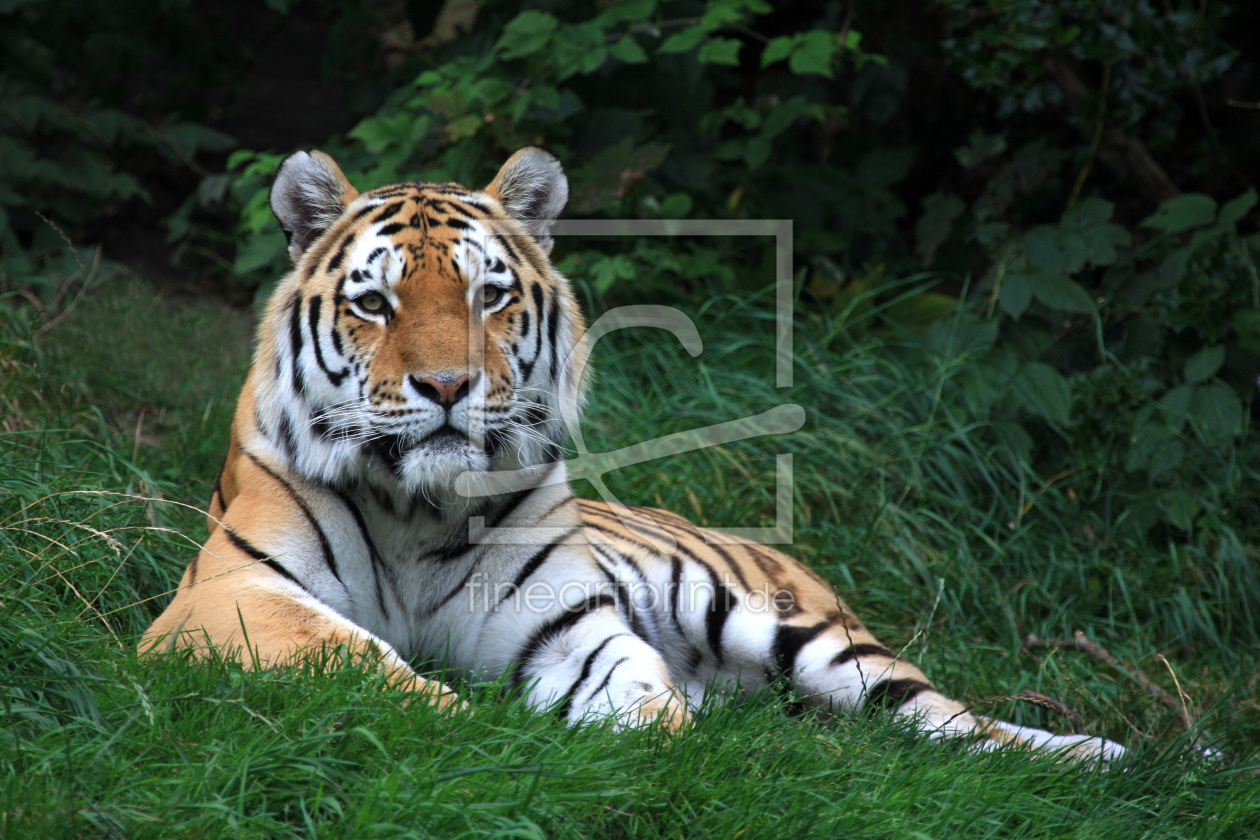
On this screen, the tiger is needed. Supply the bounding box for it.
[141,146,1123,762]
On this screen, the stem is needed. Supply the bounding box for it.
[1067,63,1110,210]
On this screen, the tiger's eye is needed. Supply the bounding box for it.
[481,286,505,306]
[359,292,386,312]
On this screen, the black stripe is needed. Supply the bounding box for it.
[614,580,648,640]
[864,678,932,713]
[276,411,298,460]
[830,643,895,668]
[669,555,685,635]
[691,537,753,593]
[329,298,346,355]
[327,236,350,272]
[365,432,407,479]
[554,633,631,720]
[769,620,831,715]
[535,492,575,523]
[579,503,674,547]
[329,486,393,619]
[521,283,545,382]
[484,484,543,530]
[308,296,349,386]
[494,232,522,267]
[511,594,617,690]
[496,527,581,607]
[427,564,484,616]
[546,292,561,383]
[581,518,670,562]
[705,581,737,665]
[771,621,831,684]
[370,201,405,224]
[288,295,305,398]
[210,459,226,503]
[589,541,654,595]
[584,656,630,705]
[242,450,343,586]
[597,544,659,647]
[377,222,405,237]
[744,545,784,585]
[224,527,304,589]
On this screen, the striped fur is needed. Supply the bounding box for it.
[141,148,1123,761]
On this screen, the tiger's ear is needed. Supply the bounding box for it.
[485,147,568,255]
[270,151,359,262]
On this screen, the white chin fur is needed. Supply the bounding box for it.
[396,445,489,495]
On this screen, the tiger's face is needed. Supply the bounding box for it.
[251,148,587,499]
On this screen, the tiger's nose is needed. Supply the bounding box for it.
[408,374,470,409]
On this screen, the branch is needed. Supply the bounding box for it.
[1044,58,1181,206]
[1024,630,1201,738]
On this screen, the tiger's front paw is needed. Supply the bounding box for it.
[391,672,467,711]
[420,679,467,712]
[633,690,691,733]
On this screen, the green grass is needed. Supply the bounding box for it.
[2,277,1258,838]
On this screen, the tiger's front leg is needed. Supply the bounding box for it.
[139,487,461,710]
[477,587,688,730]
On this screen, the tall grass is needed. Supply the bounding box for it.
[0,278,1256,838]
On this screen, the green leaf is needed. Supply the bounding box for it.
[1159,385,1194,427]
[885,291,957,332]
[744,136,772,170]
[659,27,706,54]
[999,269,1033,318]
[608,36,649,64]
[496,11,559,60]
[1030,271,1095,314]
[1159,489,1201,531]
[590,254,637,293]
[698,38,742,66]
[700,3,745,30]
[925,312,998,358]
[1014,362,1073,425]
[788,30,837,78]
[953,131,1007,169]
[596,0,656,25]
[162,122,236,155]
[1024,226,1087,274]
[1232,309,1260,355]
[761,35,798,67]
[1062,197,1114,229]
[855,146,915,189]
[446,114,482,142]
[234,231,286,275]
[550,20,607,78]
[1078,223,1130,267]
[1190,383,1243,445]
[915,191,965,264]
[469,77,514,104]
[990,421,1033,462]
[1217,189,1257,228]
[1141,194,1217,233]
[1184,346,1225,384]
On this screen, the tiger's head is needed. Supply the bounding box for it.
[246,148,588,502]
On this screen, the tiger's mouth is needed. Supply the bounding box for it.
[364,424,476,476]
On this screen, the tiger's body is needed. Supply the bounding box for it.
[142,148,1122,761]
